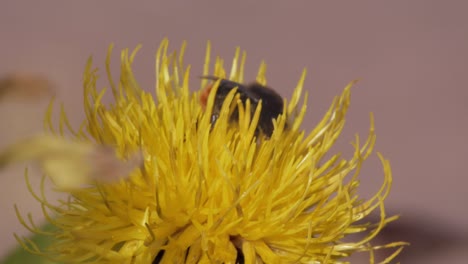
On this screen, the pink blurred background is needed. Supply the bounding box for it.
[1,0,467,262]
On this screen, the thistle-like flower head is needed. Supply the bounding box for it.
[13,39,405,263]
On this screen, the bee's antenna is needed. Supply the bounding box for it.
[199,75,220,81]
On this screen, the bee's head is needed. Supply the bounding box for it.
[199,76,246,109]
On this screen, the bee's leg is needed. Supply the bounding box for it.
[152,250,164,264]
[210,114,219,124]
[235,247,245,264]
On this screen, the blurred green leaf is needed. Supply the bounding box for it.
[1,223,58,264]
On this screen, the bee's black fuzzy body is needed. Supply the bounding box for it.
[201,77,285,137]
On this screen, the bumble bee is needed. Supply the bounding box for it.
[200,77,285,137]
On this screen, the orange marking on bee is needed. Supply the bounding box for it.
[200,84,213,109]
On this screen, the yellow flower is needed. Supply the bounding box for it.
[12,39,406,263]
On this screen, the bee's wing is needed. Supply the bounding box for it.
[248,83,284,109]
